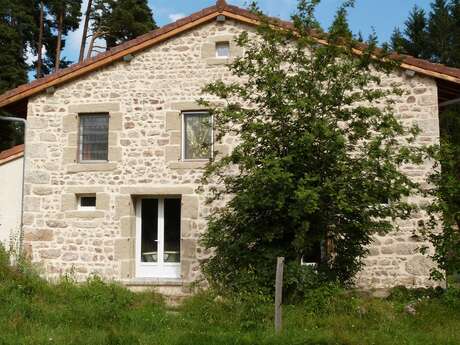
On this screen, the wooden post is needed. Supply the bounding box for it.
[275,257,284,334]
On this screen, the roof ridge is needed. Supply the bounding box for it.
[217,0,227,11]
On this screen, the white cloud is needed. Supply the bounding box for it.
[168,13,186,22]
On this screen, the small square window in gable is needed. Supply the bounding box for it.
[215,41,230,58]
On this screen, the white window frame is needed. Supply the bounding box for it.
[78,195,97,211]
[215,41,230,58]
[300,258,318,269]
[78,113,109,163]
[135,198,181,279]
[181,111,214,162]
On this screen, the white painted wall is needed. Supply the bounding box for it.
[0,157,23,250]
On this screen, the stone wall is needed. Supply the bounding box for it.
[22,18,440,290]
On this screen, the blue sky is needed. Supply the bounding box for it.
[60,0,433,65]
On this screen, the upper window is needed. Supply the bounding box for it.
[79,114,109,162]
[215,41,230,58]
[182,112,213,160]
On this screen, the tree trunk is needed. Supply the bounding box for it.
[86,30,105,59]
[323,227,335,265]
[86,33,97,59]
[36,1,44,78]
[55,9,64,71]
[79,0,92,62]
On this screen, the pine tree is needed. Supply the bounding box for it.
[428,0,454,64]
[35,1,45,78]
[355,30,364,43]
[390,27,406,53]
[91,0,156,51]
[0,0,36,150]
[390,6,430,59]
[47,0,82,70]
[31,0,58,78]
[404,6,430,58]
[450,0,460,67]
[328,4,353,42]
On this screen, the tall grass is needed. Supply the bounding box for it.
[0,246,459,345]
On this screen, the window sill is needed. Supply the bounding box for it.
[66,162,117,173]
[64,210,105,219]
[168,161,208,170]
[206,57,234,65]
[121,278,183,287]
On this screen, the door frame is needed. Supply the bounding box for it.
[135,197,181,279]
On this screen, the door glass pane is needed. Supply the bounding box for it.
[184,113,212,160]
[141,199,158,263]
[79,114,109,161]
[164,199,181,263]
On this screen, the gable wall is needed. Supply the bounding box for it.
[22,18,440,290]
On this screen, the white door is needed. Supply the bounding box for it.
[135,198,181,279]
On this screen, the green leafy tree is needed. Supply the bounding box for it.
[394,0,460,283]
[91,0,156,50]
[422,106,460,283]
[199,0,430,295]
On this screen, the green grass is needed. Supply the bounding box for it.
[1,250,460,345]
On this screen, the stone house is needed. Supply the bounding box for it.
[0,0,459,297]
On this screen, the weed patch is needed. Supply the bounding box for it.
[0,248,459,345]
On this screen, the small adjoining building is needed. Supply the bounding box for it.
[0,1,459,297]
[0,144,24,250]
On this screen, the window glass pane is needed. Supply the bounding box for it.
[164,199,181,263]
[80,196,96,208]
[216,42,230,57]
[80,114,109,161]
[141,199,158,263]
[184,113,212,160]
[301,240,323,264]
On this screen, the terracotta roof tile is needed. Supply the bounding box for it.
[0,1,459,109]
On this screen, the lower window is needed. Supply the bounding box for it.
[135,198,181,279]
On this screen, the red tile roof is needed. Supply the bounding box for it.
[0,0,459,110]
[0,144,24,165]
